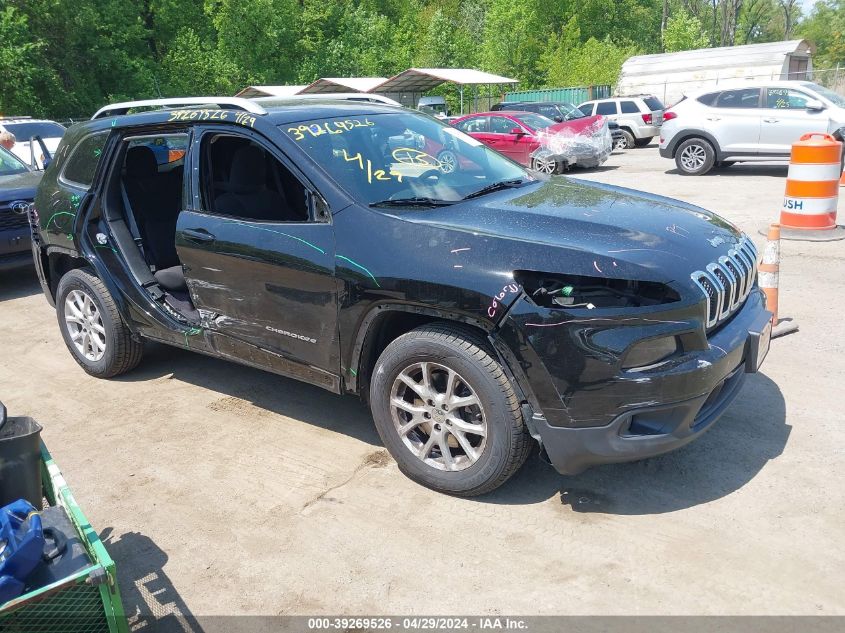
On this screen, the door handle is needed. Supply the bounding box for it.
[706,116,721,121]
[763,118,779,123]
[182,228,216,243]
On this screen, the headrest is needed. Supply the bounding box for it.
[229,144,266,193]
[125,146,158,179]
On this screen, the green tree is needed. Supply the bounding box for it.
[663,8,709,51]
[481,0,544,86]
[0,6,45,116]
[798,0,845,68]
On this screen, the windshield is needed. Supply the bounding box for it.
[558,103,586,120]
[283,112,529,206]
[3,121,66,140]
[511,113,555,131]
[804,82,845,108]
[0,146,29,175]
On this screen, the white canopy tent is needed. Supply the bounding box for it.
[298,77,388,94]
[375,68,519,114]
[234,85,308,98]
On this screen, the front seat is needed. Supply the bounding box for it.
[215,144,288,220]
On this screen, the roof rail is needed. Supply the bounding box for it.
[91,97,267,120]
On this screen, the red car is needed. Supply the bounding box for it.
[451,111,611,174]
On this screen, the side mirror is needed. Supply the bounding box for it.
[510,127,524,136]
[554,116,563,123]
[806,98,825,111]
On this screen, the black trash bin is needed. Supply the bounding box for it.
[0,401,43,508]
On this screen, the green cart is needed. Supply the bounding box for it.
[0,442,129,633]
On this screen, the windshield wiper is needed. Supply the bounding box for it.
[461,178,526,201]
[369,197,455,208]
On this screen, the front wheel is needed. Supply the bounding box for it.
[370,323,532,496]
[531,155,559,175]
[56,269,144,378]
[675,137,716,175]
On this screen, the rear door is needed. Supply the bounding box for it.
[176,126,339,377]
[709,88,763,154]
[760,87,829,154]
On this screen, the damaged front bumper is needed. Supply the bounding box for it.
[531,124,613,169]
[498,288,771,475]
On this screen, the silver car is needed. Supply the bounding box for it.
[578,95,664,148]
[659,80,845,175]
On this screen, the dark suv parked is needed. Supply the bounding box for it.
[32,97,772,496]
[0,146,41,270]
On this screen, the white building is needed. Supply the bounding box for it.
[617,40,814,105]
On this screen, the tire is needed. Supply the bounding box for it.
[634,136,653,147]
[619,128,635,149]
[530,155,560,175]
[370,323,532,496]
[674,137,716,175]
[612,136,627,151]
[56,268,144,378]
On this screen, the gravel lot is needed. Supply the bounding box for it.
[1,144,843,629]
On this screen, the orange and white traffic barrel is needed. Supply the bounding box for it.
[778,133,845,241]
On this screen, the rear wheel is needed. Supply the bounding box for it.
[619,128,636,149]
[56,269,143,378]
[370,323,532,496]
[675,137,716,175]
[634,136,653,147]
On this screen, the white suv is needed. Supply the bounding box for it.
[578,95,664,148]
[659,80,845,175]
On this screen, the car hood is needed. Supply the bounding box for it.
[548,115,605,136]
[400,177,743,285]
[0,170,42,201]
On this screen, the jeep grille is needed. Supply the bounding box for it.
[691,236,758,329]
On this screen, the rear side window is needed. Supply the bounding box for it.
[61,131,109,188]
[578,102,595,115]
[715,89,760,109]
[697,92,719,106]
[643,97,664,110]
[619,101,639,113]
[596,102,617,115]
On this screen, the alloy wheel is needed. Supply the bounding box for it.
[390,361,487,472]
[64,289,106,361]
[532,156,557,175]
[438,151,458,174]
[680,144,707,171]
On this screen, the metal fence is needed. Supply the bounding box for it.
[504,85,612,105]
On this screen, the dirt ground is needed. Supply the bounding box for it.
[1,145,843,629]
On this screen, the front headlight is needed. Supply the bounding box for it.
[514,271,681,309]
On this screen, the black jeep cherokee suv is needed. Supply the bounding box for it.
[32,97,772,496]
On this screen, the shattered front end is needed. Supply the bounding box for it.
[530,118,613,172]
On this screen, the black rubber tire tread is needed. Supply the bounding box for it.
[370,322,532,497]
[634,136,653,147]
[620,128,636,149]
[55,268,144,378]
